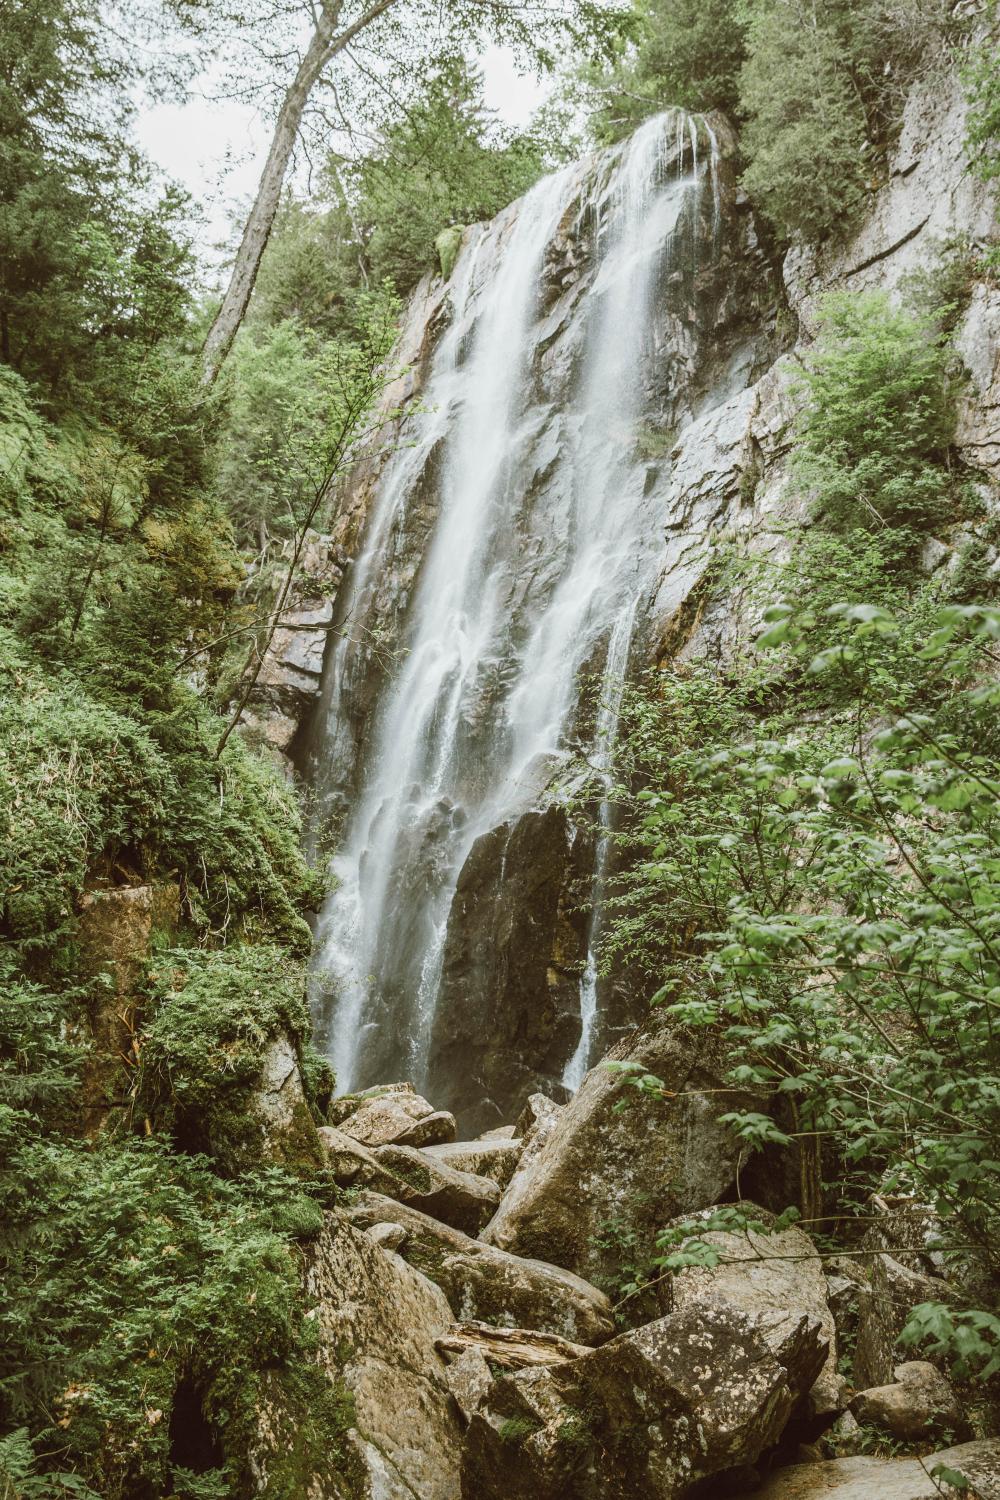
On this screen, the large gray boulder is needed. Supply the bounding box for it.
[460,1300,825,1500]
[666,1206,841,1415]
[851,1361,963,1444]
[481,1020,754,1283]
[249,1211,462,1499]
[337,1085,457,1149]
[748,1438,1000,1499]
[373,1144,501,1233]
[347,1191,614,1345]
[423,1138,524,1189]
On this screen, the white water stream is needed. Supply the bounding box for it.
[312,111,720,1099]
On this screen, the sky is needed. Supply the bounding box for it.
[132,45,549,276]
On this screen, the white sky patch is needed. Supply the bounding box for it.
[131,45,550,277]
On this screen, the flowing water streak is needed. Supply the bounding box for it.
[315,165,584,1090]
[562,599,637,1091]
[313,112,718,1096]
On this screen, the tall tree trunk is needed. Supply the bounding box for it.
[201,0,399,385]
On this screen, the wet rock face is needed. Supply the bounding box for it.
[425,804,588,1132]
[305,112,789,1121]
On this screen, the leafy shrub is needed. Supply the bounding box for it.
[0,1119,344,1499]
[0,668,322,961]
[792,291,957,544]
[138,945,332,1169]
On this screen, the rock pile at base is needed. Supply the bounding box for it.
[265,1064,999,1500]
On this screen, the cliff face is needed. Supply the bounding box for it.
[294,74,997,1130]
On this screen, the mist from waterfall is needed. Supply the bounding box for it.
[311,110,721,1101]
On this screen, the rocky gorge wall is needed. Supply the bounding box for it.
[297,110,787,1131]
[221,55,1000,1500]
[245,62,999,1136]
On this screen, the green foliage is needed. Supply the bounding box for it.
[737,0,868,243]
[792,291,957,543]
[581,0,957,243]
[0,1120,337,1499]
[900,1301,1000,1380]
[353,57,546,296]
[964,4,1000,183]
[586,0,744,142]
[605,599,1000,1358]
[217,287,399,551]
[138,945,332,1168]
[0,0,199,414]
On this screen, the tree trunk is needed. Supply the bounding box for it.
[201,0,399,385]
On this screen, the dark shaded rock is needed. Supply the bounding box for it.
[425,805,589,1135]
[854,1253,954,1391]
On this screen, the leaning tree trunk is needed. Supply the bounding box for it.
[201,0,399,385]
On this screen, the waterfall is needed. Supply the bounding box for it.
[311,110,722,1110]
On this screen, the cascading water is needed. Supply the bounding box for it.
[310,110,725,1118]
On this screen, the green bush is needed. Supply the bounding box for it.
[792,291,957,543]
[738,0,868,243]
[137,946,332,1169]
[0,1117,346,1499]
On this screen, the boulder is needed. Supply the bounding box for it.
[249,1211,462,1499]
[443,1345,495,1422]
[423,1138,524,1189]
[479,1125,517,1141]
[437,1322,591,1370]
[374,1144,501,1233]
[317,1126,414,1197]
[461,1300,824,1500]
[666,1205,841,1415]
[481,1020,754,1283]
[851,1361,963,1444]
[515,1093,563,1145]
[747,1438,1000,1499]
[854,1252,954,1390]
[329,1081,417,1127]
[365,1222,408,1252]
[345,1191,614,1345]
[338,1087,457,1149]
[825,1257,869,1353]
[249,1035,325,1171]
[76,881,180,1130]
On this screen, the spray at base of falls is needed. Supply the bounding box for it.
[310,111,726,1120]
